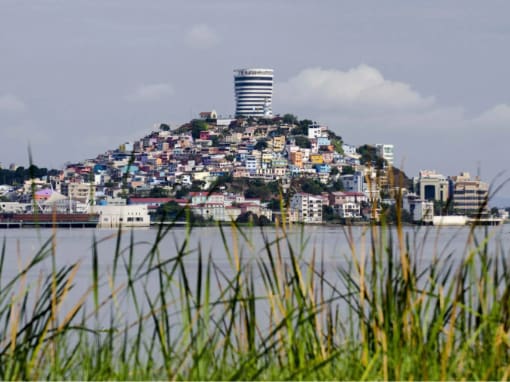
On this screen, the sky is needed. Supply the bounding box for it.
[1,1,510,202]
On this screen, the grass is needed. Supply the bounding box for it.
[1,208,510,380]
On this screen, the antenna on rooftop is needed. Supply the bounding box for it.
[477,160,481,180]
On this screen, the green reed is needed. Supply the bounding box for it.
[0,205,510,380]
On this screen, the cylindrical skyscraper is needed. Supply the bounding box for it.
[234,68,273,117]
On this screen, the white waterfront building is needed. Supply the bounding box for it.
[93,204,150,228]
[234,68,273,117]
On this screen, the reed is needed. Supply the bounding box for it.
[0,204,509,380]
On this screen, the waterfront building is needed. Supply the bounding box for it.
[234,68,273,117]
[290,193,323,223]
[414,170,449,203]
[403,193,434,223]
[333,202,361,219]
[94,204,150,228]
[450,172,489,216]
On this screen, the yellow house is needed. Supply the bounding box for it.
[193,171,210,181]
[290,151,303,168]
[272,136,286,152]
[310,154,324,164]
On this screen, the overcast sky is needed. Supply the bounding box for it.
[1,1,510,200]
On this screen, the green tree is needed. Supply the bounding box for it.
[331,139,344,155]
[328,179,344,192]
[254,140,268,151]
[357,144,385,169]
[210,135,220,146]
[149,186,169,198]
[282,113,299,125]
[341,166,355,175]
[299,178,325,195]
[191,180,205,191]
[191,120,208,139]
[294,136,311,149]
[267,198,284,211]
[322,205,336,222]
[175,186,190,199]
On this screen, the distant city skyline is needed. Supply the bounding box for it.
[1,1,510,200]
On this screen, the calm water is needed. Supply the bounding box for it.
[2,224,509,267]
[2,224,510,324]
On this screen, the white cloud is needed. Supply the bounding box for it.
[185,24,220,49]
[126,83,174,102]
[276,65,435,112]
[0,94,26,112]
[472,104,510,127]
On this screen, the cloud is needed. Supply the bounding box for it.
[126,83,174,102]
[472,104,510,127]
[0,94,26,112]
[185,24,220,49]
[276,65,435,112]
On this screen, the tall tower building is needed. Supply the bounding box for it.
[234,68,273,117]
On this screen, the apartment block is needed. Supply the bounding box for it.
[290,193,323,223]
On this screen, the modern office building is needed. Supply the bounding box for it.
[450,172,489,216]
[414,170,449,202]
[234,68,273,117]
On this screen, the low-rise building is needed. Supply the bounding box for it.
[94,204,150,228]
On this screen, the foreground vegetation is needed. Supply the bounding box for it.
[1,207,510,380]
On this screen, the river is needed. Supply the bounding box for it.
[2,224,509,326]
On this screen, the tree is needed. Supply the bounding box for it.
[298,119,313,134]
[149,186,169,198]
[159,123,170,131]
[191,120,208,139]
[357,144,385,169]
[341,166,355,175]
[191,180,205,191]
[210,135,220,146]
[293,135,311,149]
[322,205,336,222]
[299,178,325,195]
[331,139,344,155]
[236,211,259,225]
[254,140,268,151]
[236,212,271,226]
[175,186,190,199]
[267,198,284,211]
[328,179,344,192]
[282,113,298,125]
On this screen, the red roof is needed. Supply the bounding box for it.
[130,198,172,204]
